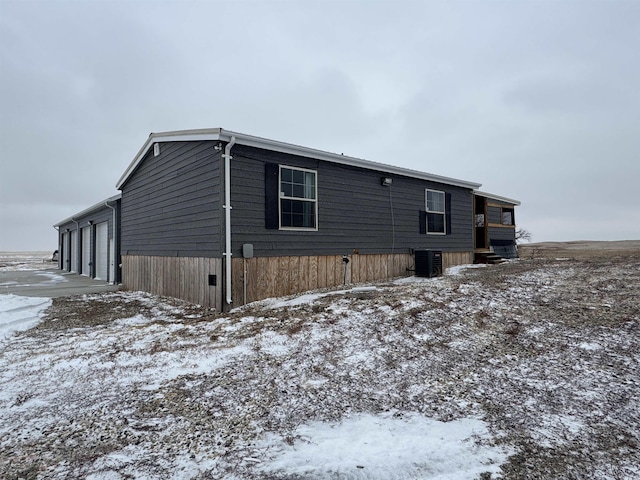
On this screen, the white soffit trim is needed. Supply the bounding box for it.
[115,128,482,190]
[474,190,521,206]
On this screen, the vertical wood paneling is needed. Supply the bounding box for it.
[123,252,472,310]
[122,255,222,310]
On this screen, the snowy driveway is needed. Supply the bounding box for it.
[0,268,119,298]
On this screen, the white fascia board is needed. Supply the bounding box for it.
[219,129,481,189]
[474,190,521,206]
[116,128,482,190]
[115,129,224,189]
[54,194,122,227]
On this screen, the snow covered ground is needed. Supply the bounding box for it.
[0,294,51,339]
[1,253,639,479]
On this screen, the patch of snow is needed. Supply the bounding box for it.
[393,275,439,284]
[259,331,294,356]
[259,413,510,479]
[36,271,67,284]
[578,342,601,351]
[0,294,51,339]
[446,263,488,275]
[350,286,379,292]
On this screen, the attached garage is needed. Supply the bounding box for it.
[54,194,121,284]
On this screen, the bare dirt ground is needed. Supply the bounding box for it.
[519,239,640,259]
[1,242,639,479]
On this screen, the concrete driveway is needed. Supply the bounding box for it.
[0,268,120,298]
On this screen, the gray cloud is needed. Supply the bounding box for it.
[1,0,639,250]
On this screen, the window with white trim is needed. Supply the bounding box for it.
[425,189,446,234]
[279,166,317,229]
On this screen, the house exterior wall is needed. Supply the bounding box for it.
[229,145,474,258]
[120,141,222,257]
[116,139,486,309]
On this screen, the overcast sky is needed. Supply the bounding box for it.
[1,0,639,251]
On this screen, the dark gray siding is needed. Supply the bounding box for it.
[120,141,222,257]
[230,145,474,257]
[488,226,516,243]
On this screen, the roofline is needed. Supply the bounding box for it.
[115,128,482,190]
[53,194,121,227]
[474,190,521,206]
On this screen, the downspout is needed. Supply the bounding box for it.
[105,199,117,284]
[223,136,236,306]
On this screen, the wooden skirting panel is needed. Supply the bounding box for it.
[122,255,223,310]
[231,251,473,307]
[442,251,475,270]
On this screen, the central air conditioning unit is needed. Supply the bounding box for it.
[415,250,443,277]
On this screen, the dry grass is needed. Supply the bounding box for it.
[519,239,640,260]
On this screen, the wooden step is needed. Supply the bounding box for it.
[474,252,507,265]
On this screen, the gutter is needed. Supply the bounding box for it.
[223,136,236,306]
[116,128,482,191]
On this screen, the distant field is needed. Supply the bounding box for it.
[0,252,53,270]
[519,240,640,259]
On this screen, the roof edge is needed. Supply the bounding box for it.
[116,128,482,190]
[474,190,521,206]
[53,194,121,227]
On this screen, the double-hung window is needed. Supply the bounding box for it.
[425,189,446,234]
[279,166,317,229]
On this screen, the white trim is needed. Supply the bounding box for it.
[223,136,236,305]
[474,190,520,206]
[278,165,318,231]
[116,128,482,190]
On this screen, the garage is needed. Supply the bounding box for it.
[54,194,120,284]
[95,222,108,281]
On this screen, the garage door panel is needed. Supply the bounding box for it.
[95,222,108,281]
[70,231,78,273]
[81,226,91,276]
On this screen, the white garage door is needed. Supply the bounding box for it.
[62,232,70,271]
[70,230,78,273]
[95,222,108,281]
[81,226,91,276]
